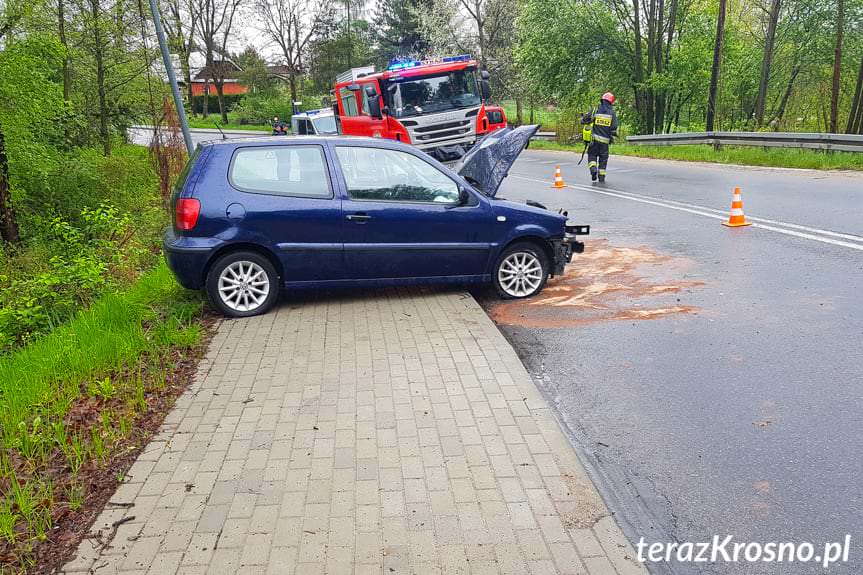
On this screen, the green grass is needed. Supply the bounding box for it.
[501,100,560,131]
[0,262,206,565]
[529,139,863,171]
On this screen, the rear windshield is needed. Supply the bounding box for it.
[172,145,201,200]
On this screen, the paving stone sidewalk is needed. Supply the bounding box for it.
[62,288,647,575]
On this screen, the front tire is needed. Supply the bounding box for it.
[206,251,279,317]
[493,242,549,299]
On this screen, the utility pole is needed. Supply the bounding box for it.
[148,0,195,155]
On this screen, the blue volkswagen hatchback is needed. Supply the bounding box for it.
[164,126,589,317]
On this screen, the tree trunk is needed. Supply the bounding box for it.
[754,0,781,128]
[289,73,298,104]
[829,0,843,133]
[215,80,228,124]
[0,122,20,244]
[90,0,111,155]
[847,57,863,133]
[202,79,209,117]
[653,0,666,133]
[181,52,194,117]
[58,0,71,101]
[644,0,656,133]
[706,0,727,132]
[768,65,800,127]
[632,0,647,132]
[515,98,523,126]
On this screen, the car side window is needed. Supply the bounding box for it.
[335,146,460,204]
[230,145,331,198]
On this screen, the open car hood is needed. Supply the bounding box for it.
[455,125,539,197]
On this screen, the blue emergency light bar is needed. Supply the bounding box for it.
[387,59,422,71]
[387,55,473,71]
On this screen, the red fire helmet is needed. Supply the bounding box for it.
[602,92,615,105]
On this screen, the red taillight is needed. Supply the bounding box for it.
[175,198,200,231]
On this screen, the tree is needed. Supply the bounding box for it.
[706,0,726,131]
[829,0,844,133]
[161,0,198,114]
[754,0,781,127]
[193,0,243,124]
[254,0,321,102]
[848,57,863,133]
[373,0,430,66]
[0,29,65,244]
[235,45,275,93]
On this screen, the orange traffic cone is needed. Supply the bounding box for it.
[552,165,566,188]
[722,187,752,227]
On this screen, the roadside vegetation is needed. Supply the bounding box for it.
[0,6,213,571]
[530,140,863,171]
[0,265,208,571]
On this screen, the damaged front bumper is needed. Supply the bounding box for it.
[550,224,590,276]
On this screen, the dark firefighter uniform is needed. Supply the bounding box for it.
[586,93,618,182]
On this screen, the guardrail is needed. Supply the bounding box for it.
[626,131,863,152]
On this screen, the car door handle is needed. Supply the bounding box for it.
[346,214,371,222]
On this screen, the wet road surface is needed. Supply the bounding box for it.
[483,150,863,574]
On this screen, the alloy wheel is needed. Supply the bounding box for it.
[498,251,544,297]
[217,260,270,312]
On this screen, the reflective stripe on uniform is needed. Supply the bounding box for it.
[592,134,610,143]
[599,170,607,175]
[594,113,613,127]
[588,161,597,168]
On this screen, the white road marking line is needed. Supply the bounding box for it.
[567,183,863,243]
[510,174,863,252]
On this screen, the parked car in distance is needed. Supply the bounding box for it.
[163,126,589,317]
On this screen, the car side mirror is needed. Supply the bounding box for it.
[480,80,491,100]
[447,186,472,209]
[364,85,383,119]
[480,70,490,80]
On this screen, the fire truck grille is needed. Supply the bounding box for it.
[415,128,472,141]
[414,120,471,133]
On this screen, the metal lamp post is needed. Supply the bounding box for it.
[148,0,195,155]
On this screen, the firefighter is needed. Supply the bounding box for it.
[584,92,618,183]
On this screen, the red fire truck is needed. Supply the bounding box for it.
[333,55,507,163]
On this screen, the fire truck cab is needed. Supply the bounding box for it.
[333,55,508,163]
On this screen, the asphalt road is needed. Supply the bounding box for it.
[128,125,264,148]
[485,149,863,574]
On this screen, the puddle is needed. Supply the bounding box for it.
[488,239,704,328]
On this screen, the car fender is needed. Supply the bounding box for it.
[487,223,555,273]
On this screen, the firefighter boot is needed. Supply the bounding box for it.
[589,166,598,181]
[598,169,606,183]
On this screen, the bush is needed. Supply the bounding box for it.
[232,92,332,126]
[190,94,244,115]
[0,145,166,353]
[231,94,295,126]
[0,203,148,349]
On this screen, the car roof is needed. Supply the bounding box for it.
[201,135,414,149]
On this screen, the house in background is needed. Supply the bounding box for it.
[188,59,293,97]
[190,60,247,96]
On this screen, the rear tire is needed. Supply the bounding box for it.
[206,251,279,317]
[493,242,549,299]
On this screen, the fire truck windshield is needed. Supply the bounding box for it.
[387,70,481,118]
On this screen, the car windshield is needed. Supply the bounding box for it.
[387,69,481,118]
[312,115,337,134]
